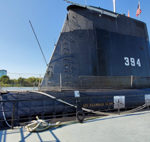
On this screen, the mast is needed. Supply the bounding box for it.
[29,20,48,67]
[113,0,116,13]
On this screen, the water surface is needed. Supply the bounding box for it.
[1,87,38,91]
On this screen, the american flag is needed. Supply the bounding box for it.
[136,1,142,17]
[128,10,130,17]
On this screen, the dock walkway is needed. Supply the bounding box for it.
[0,110,150,142]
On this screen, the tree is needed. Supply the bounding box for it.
[26,77,41,86]
[0,75,10,84]
[0,75,42,87]
[18,77,25,86]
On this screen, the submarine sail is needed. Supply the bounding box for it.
[41,4,150,90]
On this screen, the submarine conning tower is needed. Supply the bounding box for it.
[41,4,150,91]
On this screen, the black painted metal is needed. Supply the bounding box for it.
[0,88,149,121]
[41,5,150,90]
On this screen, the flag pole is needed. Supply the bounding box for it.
[138,0,141,20]
[113,0,116,13]
[139,0,140,16]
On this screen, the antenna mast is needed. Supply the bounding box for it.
[113,0,116,13]
[29,20,48,67]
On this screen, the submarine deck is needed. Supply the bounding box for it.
[0,110,150,142]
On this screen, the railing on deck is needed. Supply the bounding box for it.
[0,94,148,130]
[0,98,76,129]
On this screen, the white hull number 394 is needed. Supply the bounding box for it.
[124,57,141,67]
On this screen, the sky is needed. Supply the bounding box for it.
[0,0,149,78]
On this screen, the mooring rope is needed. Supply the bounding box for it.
[1,90,149,129]
[25,116,61,132]
[30,91,112,116]
[30,91,148,116]
[0,97,12,128]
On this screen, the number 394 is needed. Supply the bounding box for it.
[124,57,141,67]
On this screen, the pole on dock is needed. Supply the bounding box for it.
[11,102,15,129]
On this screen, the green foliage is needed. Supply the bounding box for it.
[0,75,42,87]
[0,75,10,84]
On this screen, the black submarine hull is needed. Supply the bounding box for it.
[41,4,150,91]
[1,88,150,128]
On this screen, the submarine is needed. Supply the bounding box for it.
[1,2,150,127]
